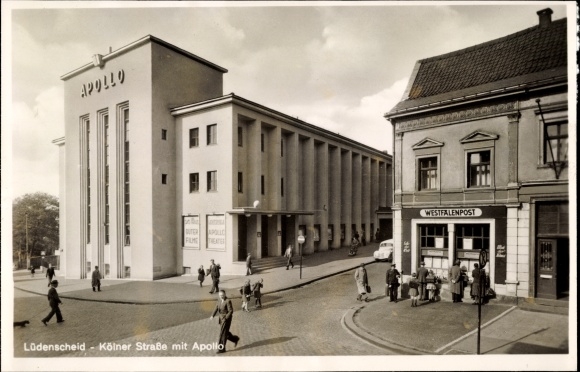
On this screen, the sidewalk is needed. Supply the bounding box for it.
[13,242,570,355]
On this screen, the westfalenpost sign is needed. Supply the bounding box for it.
[420,208,482,217]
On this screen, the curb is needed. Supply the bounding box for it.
[14,259,377,305]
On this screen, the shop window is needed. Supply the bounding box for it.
[207,124,217,145]
[419,224,448,249]
[190,173,199,192]
[456,224,490,250]
[418,157,438,191]
[467,151,491,188]
[544,121,568,164]
[189,128,199,147]
[207,171,218,191]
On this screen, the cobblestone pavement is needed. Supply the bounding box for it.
[13,265,388,358]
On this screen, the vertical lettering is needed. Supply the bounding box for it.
[81,84,87,98]
[95,79,101,92]
[118,69,125,84]
[87,82,93,95]
[110,72,116,87]
[103,74,109,89]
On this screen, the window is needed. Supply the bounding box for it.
[207,171,217,191]
[456,224,489,250]
[467,150,491,188]
[544,121,568,164]
[261,175,265,195]
[82,116,91,244]
[189,173,199,192]
[418,157,438,191]
[207,124,217,145]
[162,174,168,184]
[121,106,130,246]
[161,129,167,140]
[261,133,265,152]
[103,113,110,245]
[189,128,199,148]
[281,177,284,197]
[238,172,243,193]
[419,224,448,249]
[281,139,284,157]
[238,127,243,147]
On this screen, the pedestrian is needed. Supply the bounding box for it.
[426,270,437,302]
[284,245,294,270]
[30,266,35,278]
[252,278,264,309]
[449,260,463,303]
[408,273,420,307]
[354,230,360,244]
[460,265,468,299]
[41,280,64,326]
[208,259,221,294]
[197,265,205,287]
[246,253,252,276]
[354,263,369,302]
[361,233,366,246]
[417,261,429,301]
[91,266,102,292]
[385,263,401,302]
[375,228,380,241]
[46,264,55,287]
[471,263,481,305]
[240,279,252,312]
[210,290,240,354]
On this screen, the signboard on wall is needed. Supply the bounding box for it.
[183,215,200,249]
[420,208,482,218]
[207,215,226,251]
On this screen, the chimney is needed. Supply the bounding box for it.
[537,8,553,28]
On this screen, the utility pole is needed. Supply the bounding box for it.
[25,212,30,269]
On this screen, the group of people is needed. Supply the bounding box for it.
[449,260,488,304]
[239,278,264,312]
[407,262,439,307]
[197,259,223,293]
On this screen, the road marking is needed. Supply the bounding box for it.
[435,306,517,354]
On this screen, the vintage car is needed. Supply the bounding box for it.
[373,239,394,262]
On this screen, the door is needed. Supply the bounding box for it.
[261,216,269,258]
[536,238,557,299]
[238,216,247,261]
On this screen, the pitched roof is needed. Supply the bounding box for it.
[388,17,567,115]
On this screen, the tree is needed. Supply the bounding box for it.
[12,192,59,268]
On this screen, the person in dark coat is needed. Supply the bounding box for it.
[386,263,401,302]
[208,259,221,294]
[449,260,463,303]
[210,290,240,354]
[252,278,264,309]
[46,264,55,287]
[354,263,369,302]
[240,279,252,312]
[246,253,252,276]
[471,263,481,305]
[30,266,35,278]
[91,266,102,292]
[197,265,205,287]
[41,280,64,326]
[408,273,420,307]
[417,261,429,301]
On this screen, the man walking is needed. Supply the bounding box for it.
[208,259,221,294]
[92,266,102,292]
[41,280,64,326]
[417,261,429,301]
[284,245,294,270]
[210,290,240,354]
[386,263,401,303]
[354,263,369,302]
[245,253,252,276]
[46,264,55,287]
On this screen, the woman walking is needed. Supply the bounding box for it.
[197,265,205,287]
[240,279,252,312]
[252,278,264,309]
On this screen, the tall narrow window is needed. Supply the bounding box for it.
[467,151,491,188]
[261,133,265,152]
[161,129,167,140]
[207,171,217,191]
[162,174,168,184]
[84,117,91,244]
[207,124,217,145]
[281,177,284,197]
[544,121,568,164]
[190,173,199,192]
[281,138,284,157]
[123,108,130,246]
[261,175,265,195]
[238,172,243,193]
[189,128,199,148]
[238,127,243,147]
[104,114,110,245]
[418,157,438,191]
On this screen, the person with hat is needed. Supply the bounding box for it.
[417,261,429,301]
[41,280,64,326]
[91,265,102,292]
[354,263,370,302]
[210,290,240,354]
[385,263,401,302]
[407,273,420,307]
[449,260,463,303]
[208,259,221,294]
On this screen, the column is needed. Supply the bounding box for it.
[507,112,520,203]
[317,142,329,251]
[394,132,404,206]
[329,146,342,248]
[505,205,520,296]
[352,153,362,235]
[302,137,315,254]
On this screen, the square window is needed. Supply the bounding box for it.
[418,157,438,191]
[190,173,199,192]
[189,128,199,148]
[161,129,167,140]
[207,124,217,145]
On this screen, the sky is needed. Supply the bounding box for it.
[2,1,572,199]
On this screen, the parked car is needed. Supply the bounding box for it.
[374,239,394,262]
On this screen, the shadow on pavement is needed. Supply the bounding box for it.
[233,336,296,352]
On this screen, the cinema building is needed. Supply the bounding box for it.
[54,35,392,280]
[384,9,571,301]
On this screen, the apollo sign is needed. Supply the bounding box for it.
[420,208,482,218]
[80,69,125,98]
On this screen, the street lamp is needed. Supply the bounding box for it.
[25,212,29,269]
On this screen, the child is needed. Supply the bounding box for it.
[426,270,437,302]
[240,279,252,312]
[408,272,420,307]
[30,266,35,278]
[197,265,205,287]
[252,278,264,309]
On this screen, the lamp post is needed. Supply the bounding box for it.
[297,235,305,279]
[477,250,488,355]
[25,212,29,269]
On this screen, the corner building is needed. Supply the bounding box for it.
[384,9,571,301]
[56,35,392,280]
